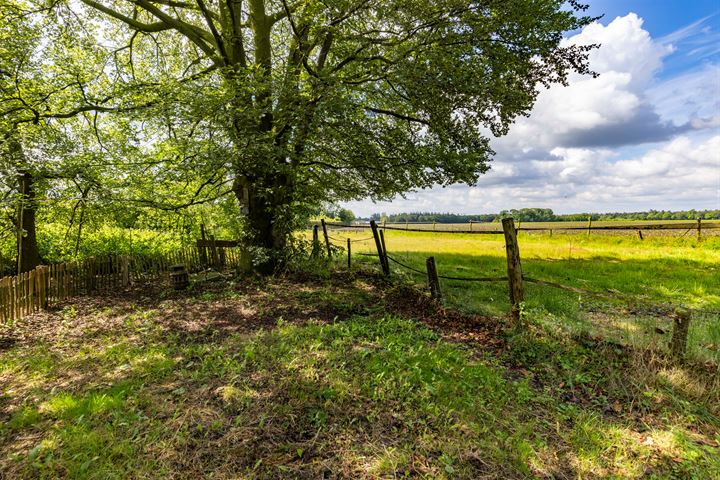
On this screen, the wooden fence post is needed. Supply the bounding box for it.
[40,266,48,309]
[347,238,351,269]
[426,256,442,300]
[370,220,389,276]
[321,219,332,258]
[199,224,209,267]
[209,234,220,268]
[502,218,524,323]
[697,218,702,241]
[379,230,390,275]
[312,225,320,258]
[637,230,644,241]
[121,255,130,286]
[670,309,691,361]
[587,215,592,236]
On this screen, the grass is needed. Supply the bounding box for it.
[1,272,719,478]
[370,220,720,236]
[333,229,720,363]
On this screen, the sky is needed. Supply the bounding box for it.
[346,0,720,217]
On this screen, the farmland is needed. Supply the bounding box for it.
[329,228,720,363]
[363,220,720,236]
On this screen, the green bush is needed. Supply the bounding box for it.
[37,223,185,264]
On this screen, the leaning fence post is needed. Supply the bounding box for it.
[370,220,389,276]
[637,230,644,241]
[379,229,390,275]
[670,308,691,361]
[321,219,332,258]
[502,217,524,323]
[426,256,442,300]
[347,238,352,269]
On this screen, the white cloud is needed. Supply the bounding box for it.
[647,64,720,125]
[496,13,676,153]
[346,14,720,216]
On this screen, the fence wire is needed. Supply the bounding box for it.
[323,223,718,364]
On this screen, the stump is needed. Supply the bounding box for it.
[170,264,189,290]
[670,308,691,361]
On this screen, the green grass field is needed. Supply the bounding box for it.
[330,229,720,362]
[2,230,719,478]
[369,220,720,237]
[2,274,719,478]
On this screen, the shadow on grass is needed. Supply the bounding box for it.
[353,251,720,363]
[1,274,718,478]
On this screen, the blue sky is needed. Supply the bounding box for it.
[347,1,720,216]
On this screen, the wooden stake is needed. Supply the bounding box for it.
[379,230,390,275]
[502,218,524,323]
[347,238,351,269]
[370,221,389,276]
[637,230,644,241]
[426,256,442,300]
[321,219,332,258]
[312,225,320,258]
[670,309,691,361]
[697,218,702,241]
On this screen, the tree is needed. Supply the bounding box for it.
[0,0,111,271]
[337,208,355,223]
[32,0,597,270]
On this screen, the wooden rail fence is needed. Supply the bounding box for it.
[1,245,246,325]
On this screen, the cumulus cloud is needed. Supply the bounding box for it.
[347,13,720,216]
[497,13,682,152]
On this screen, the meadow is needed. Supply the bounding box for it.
[2,273,719,478]
[2,229,719,478]
[330,228,720,362]
[371,220,720,236]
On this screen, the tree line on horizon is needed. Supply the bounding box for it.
[366,208,720,223]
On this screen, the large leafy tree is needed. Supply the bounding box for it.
[26,0,597,270]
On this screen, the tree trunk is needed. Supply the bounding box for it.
[234,171,293,274]
[17,170,40,273]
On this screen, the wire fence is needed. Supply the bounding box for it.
[323,219,720,238]
[318,220,720,364]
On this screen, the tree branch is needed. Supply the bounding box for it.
[363,106,430,125]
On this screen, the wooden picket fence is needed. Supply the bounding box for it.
[0,245,247,324]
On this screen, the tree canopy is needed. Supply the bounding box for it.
[2,0,599,271]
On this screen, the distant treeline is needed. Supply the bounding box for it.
[367,209,720,223]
